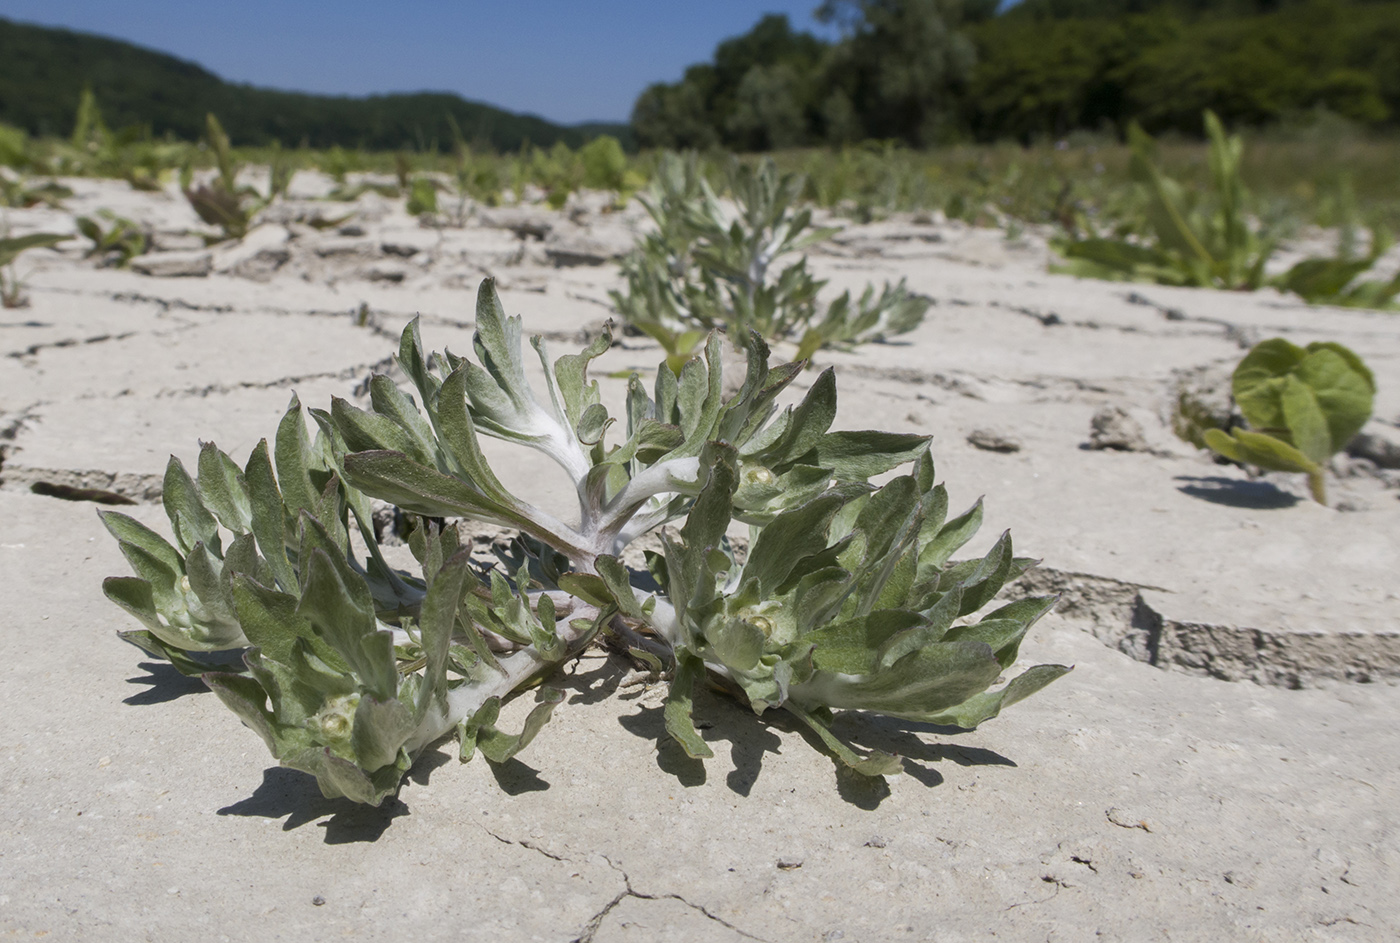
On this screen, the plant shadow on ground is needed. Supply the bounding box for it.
[561,652,1017,811]
[216,752,455,843]
[1175,475,1301,509]
[123,661,212,705]
[151,650,1019,832]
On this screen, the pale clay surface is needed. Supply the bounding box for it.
[1,175,1398,941]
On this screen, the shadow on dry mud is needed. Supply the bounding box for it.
[1175,475,1301,509]
[134,646,1024,830]
[216,762,436,842]
[600,659,1020,811]
[123,662,209,705]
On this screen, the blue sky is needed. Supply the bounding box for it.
[0,1,844,124]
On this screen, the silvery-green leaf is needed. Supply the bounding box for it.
[707,616,766,673]
[241,649,322,729]
[244,440,297,594]
[786,706,902,777]
[104,577,163,634]
[918,497,983,578]
[221,531,273,594]
[804,431,929,481]
[534,593,566,659]
[433,365,517,507]
[557,572,611,608]
[295,510,345,589]
[294,747,410,806]
[197,442,252,534]
[351,695,416,771]
[416,549,469,718]
[800,639,1003,718]
[275,395,324,516]
[576,403,612,447]
[117,629,225,676]
[594,555,646,619]
[549,328,611,428]
[629,647,664,673]
[341,449,537,534]
[184,541,237,629]
[112,543,184,629]
[368,376,441,471]
[664,653,714,759]
[204,672,278,754]
[163,457,220,556]
[296,549,396,701]
[100,511,184,576]
[956,531,1015,616]
[462,689,566,764]
[742,490,847,596]
[749,368,837,469]
[332,396,433,466]
[732,463,832,524]
[396,317,442,411]
[910,664,1073,728]
[792,565,855,635]
[846,475,921,618]
[806,610,926,675]
[230,573,336,668]
[878,585,964,668]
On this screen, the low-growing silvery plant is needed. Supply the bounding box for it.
[612,154,930,372]
[102,279,1068,805]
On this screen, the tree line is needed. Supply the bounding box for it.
[0,17,627,152]
[631,0,1400,148]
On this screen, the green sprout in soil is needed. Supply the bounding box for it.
[1198,338,1376,505]
[0,231,67,308]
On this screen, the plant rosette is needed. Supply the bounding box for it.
[102,278,1069,805]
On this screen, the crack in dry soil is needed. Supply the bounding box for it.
[571,856,768,943]
[1023,566,1400,686]
[153,355,396,399]
[6,331,139,360]
[834,364,986,399]
[477,823,569,863]
[1,466,165,503]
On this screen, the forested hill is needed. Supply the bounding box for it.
[632,0,1400,149]
[0,17,627,151]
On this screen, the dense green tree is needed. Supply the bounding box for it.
[817,0,977,145]
[967,0,1400,139]
[632,14,831,150]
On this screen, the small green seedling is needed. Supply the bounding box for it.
[406,176,439,216]
[1203,338,1376,505]
[1271,200,1400,311]
[0,231,67,307]
[182,114,291,242]
[76,211,148,267]
[1053,112,1274,291]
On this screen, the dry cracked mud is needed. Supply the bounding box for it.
[1,174,1397,942]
